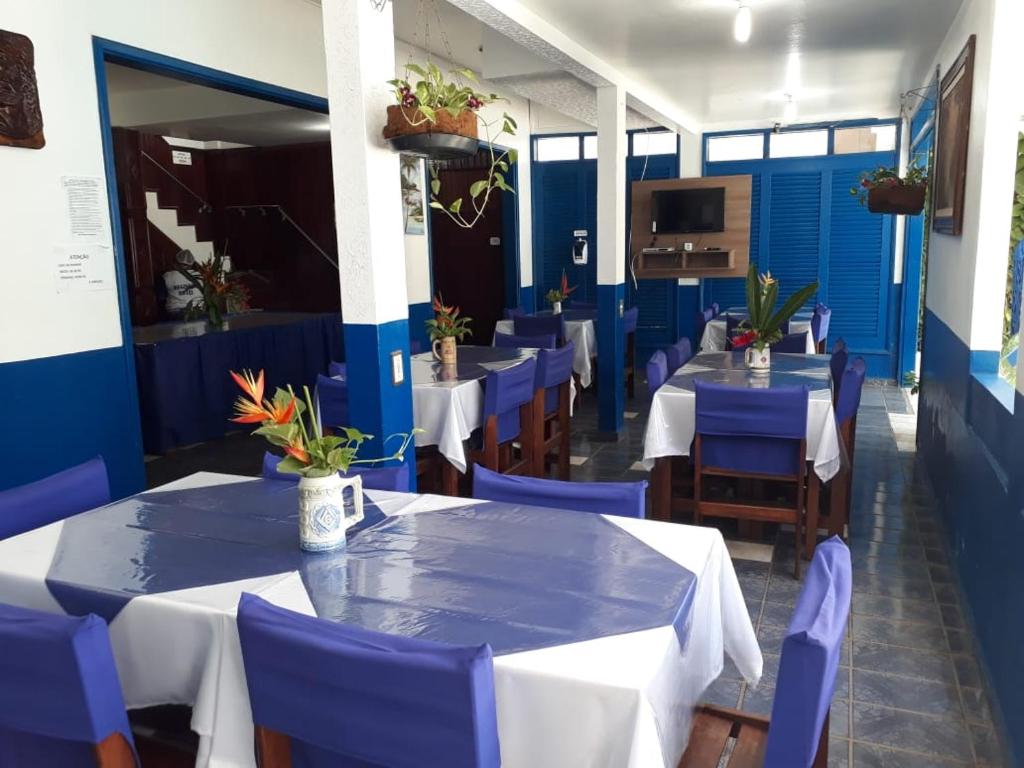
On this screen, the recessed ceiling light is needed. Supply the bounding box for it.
[734,2,753,44]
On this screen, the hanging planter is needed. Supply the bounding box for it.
[384,63,517,229]
[851,164,929,216]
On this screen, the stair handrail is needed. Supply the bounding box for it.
[225,204,339,271]
[140,151,213,213]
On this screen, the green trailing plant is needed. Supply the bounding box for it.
[849,163,929,206]
[1001,132,1024,386]
[388,63,518,229]
[731,263,819,351]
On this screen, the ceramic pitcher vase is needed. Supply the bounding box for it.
[297,473,363,552]
[433,336,457,365]
[552,301,562,315]
[744,345,771,371]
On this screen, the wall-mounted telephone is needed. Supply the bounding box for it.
[572,229,588,265]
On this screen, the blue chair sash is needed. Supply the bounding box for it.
[835,358,866,426]
[623,306,639,334]
[0,602,136,765]
[0,457,109,541]
[327,361,347,379]
[646,350,669,397]
[764,537,852,767]
[483,358,537,445]
[829,340,848,399]
[494,331,556,350]
[666,338,693,372]
[316,374,349,430]
[262,452,411,492]
[236,593,501,768]
[812,306,831,344]
[535,342,575,416]
[773,332,809,353]
[472,464,647,519]
[513,315,565,346]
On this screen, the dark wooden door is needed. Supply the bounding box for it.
[430,153,506,344]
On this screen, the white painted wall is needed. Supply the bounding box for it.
[922,0,1022,354]
[395,40,535,303]
[0,0,326,364]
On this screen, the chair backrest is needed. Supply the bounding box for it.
[0,602,136,766]
[504,306,526,320]
[472,464,647,519]
[623,306,639,334]
[0,457,109,541]
[695,380,809,476]
[773,332,809,353]
[535,342,575,416]
[829,339,848,400]
[665,338,693,373]
[236,593,501,768]
[262,452,411,492]
[316,374,349,430]
[494,331,556,350]
[410,339,423,355]
[812,306,831,343]
[483,358,537,444]
[327,361,346,379]
[647,350,669,397]
[513,314,565,345]
[764,537,852,768]
[711,302,720,317]
[835,357,867,427]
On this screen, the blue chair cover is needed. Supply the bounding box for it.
[647,350,669,397]
[472,464,647,519]
[835,358,867,427]
[483,358,537,445]
[535,342,575,416]
[0,602,137,766]
[494,331,556,350]
[711,302,720,317]
[262,452,411,492]
[623,306,639,334]
[410,339,423,355]
[513,315,566,346]
[695,308,714,344]
[773,332,809,353]
[504,306,526,320]
[829,340,848,399]
[764,537,852,768]
[0,457,109,541]
[236,593,501,768]
[327,361,347,379]
[695,380,808,476]
[665,338,693,372]
[812,306,831,345]
[316,374,349,430]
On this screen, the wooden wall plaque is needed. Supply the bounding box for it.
[630,175,752,279]
[0,29,45,150]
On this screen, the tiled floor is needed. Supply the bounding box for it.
[570,381,1007,767]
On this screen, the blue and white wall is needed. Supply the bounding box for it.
[914,0,1024,759]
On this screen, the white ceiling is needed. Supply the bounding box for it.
[508,0,965,126]
[105,64,330,147]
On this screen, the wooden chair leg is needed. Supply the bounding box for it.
[652,457,672,521]
[93,733,137,768]
[441,459,460,497]
[829,469,849,538]
[805,469,820,560]
[254,727,292,768]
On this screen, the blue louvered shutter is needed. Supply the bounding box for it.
[827,168,890,350]
[535,162,584,306]
[704,173,761,310]
[766,172,822,305]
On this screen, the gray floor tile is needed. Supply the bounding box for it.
[701,677,742,709]
[852,742,969,767]
[852,703,973,762]
[851,616,948,650]
[971,724,1003,766]
[959,686,994,726]
[852,669,962,718]
[851,641,956,684]
[851,594,941,626]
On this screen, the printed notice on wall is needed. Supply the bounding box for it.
[61,176,106,243]
[53,244,115,293]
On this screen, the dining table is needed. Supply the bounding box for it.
[0,471,763,768]
[643,351,841,522]
[493,309,596,388]
[700,308,816,353]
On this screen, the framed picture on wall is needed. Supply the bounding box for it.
[932,35,976,236]
[0,29,46,149]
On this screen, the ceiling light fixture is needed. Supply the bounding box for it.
[734,2,753,44]
[783,94,798,123]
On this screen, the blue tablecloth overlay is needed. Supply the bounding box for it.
[134,313,343,453]
[410,346,536,386]
[667,351,831,393]
[46,481,696,656]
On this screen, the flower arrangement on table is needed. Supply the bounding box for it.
[425,294,472,364]
[545,271,576,313]
[731,264,819,368]
[176,252,249,327]
[384,63,518,230]
[850,163,929,214]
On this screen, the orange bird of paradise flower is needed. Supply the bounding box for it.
[230,369,296,425]
[560,270,577,298]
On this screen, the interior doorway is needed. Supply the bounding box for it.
[429,148,517,344]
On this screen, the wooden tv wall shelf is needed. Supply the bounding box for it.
[638,248,735,276]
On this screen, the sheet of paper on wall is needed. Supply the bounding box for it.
[53,244,115,293]
[61,175,108,243]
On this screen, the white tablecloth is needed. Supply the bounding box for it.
[0,472,762,768]
[494,318,596,388]
[701,317,815,353]
[642,352,841,482]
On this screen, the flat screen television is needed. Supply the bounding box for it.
[651,188,726,234]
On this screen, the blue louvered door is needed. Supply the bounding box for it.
[704,151,897,378]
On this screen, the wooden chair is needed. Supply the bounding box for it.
[467,357,537,478]
[531,343,574,479]
[693,381,810,578]
[680,538,851,768]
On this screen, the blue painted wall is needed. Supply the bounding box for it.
[0,348,146,499]
[408,302,433,353]
[917,309,1022,763]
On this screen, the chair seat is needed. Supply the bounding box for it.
[678,706,769,768]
